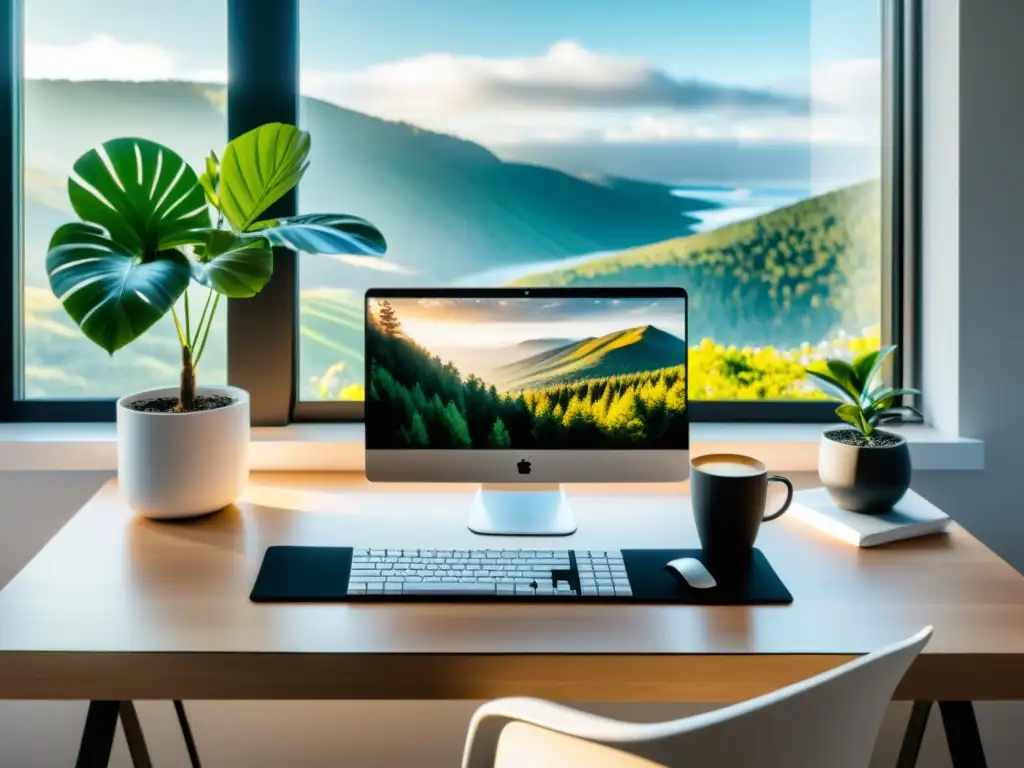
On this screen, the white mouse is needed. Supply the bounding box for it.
[666,557,717,589]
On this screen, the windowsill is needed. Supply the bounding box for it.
[0,422,983,472]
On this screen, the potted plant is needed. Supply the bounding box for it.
[806,346,921,513]
[46,123,386,519]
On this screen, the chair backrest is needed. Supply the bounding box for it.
[479,627,932,768]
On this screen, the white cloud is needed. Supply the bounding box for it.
[24,34,224,83]
[302,40,807,124]
[23,34,878,146]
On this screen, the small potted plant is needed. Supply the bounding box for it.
[46,123,386,519]
[806,345,921,513]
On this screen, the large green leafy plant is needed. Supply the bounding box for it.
[46,123,385,411]
[805,345,921,440]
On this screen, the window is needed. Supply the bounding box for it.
[9,0,227,406]
[2,0,915,423]
[296,0,892,414]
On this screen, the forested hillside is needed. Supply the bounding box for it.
[514,181,881,349]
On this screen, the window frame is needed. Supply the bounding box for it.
[1,0,919,426]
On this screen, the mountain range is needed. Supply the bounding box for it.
[492,325,687,392]
[22,79,711,289]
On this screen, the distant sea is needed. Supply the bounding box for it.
[672,184,809,232]
[456,184,811,286]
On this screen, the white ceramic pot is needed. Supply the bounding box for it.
[116,386,250,519]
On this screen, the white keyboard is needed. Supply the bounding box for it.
[346,548,633,598]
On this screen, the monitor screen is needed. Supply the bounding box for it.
[366,291,687,450]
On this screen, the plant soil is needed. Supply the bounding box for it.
[126,395,234,414]
[825,427,903,448]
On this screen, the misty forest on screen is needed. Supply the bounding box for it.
[366,297,687,450]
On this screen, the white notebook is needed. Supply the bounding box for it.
[789,487,950,547]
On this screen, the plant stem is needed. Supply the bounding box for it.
[193,293,221,367]
[184,291,191,348]
[192,289,215,349]
[179,344,197,411]
[170,306,188,350]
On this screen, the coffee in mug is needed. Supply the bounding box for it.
[690,453,793,575]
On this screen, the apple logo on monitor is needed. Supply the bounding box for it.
[517,458,532,475]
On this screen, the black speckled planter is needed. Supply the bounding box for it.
[818,428,911,513]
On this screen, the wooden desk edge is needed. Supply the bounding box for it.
[1,652,1022,702]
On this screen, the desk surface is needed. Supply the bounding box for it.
[1,474,1023,703]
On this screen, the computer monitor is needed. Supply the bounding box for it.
[365,287,689,535]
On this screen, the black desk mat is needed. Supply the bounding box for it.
[250,547,792,605]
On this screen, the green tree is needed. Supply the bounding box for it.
[410,382,428,411]
[439,401,472,448]
[487,417,512,448]
[400,411,430,447]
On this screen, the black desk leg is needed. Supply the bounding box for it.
[896,700,932,768]
[119,702,153,768]
[75,701,120,768]
[174,699,203,768]
[939,701,988,768]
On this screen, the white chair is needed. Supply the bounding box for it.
[462,626,932,768]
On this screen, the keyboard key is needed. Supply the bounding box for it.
[348,582,367,593]
[384,582,402,592]
[614,585,633,597]
[370,550,386,557]
[515,584,535,595]
[353,548,369,556]
[367,585,384,594]
[363,577,387,583]
[403,583,495,595]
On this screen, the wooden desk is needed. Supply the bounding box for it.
[1,474,1023,767]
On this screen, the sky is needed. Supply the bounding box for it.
[24,0,882,147]
[371,297,687,349]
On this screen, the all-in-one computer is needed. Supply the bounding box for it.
[252,293,788,601]
[364,287,689,535]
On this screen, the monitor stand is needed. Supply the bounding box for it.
[467,484,577,536]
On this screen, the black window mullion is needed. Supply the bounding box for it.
[226,0,299,426]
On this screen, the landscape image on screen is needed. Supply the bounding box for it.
[366,297,687,450]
